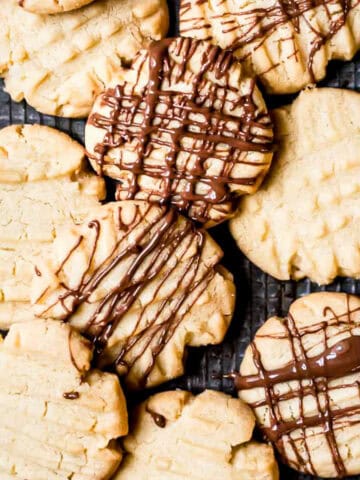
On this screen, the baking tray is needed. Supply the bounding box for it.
[1,1,360,478]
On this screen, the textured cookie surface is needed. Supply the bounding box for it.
[0,319,128,480]
[237,292,360,478]
[0,124,105,329]
[0,0,169,117]
[19,0,95,14]
[115,390,279,480]
[180,0,360,94]
[230,88,360,285]
[32,201,235,389]
[86,37,273,226]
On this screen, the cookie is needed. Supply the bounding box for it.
[0,319,128,480]
[230,88,360,285]
[115,390,279,480]
[32,200,236,389]
[0,0,169,117]
[19,0,95,14]
[0,124,105,329]
[236,292,360,478]
[85,37,273,226]
[180,0,360,94]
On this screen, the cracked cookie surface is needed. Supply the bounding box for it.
[114,389,279,480]
[32,200,236,389]
[0,0,169,117]
[0,319,128,480]
[180,0,360,94]
[86,37,273,226]
[230,88,360,285]
[0,124,105,328]
[237,292,360,478]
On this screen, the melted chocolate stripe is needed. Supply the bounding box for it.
[235,334,360,389]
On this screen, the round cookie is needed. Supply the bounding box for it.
[236,292,360,478]
[180,0,360,95]
[19,0,95,14]
[114,390,279,480]
[32,201,236,390]
[0,124,105,329]
[0,319,128,480]
[230,88,360,285]
[0,0,169,117]
[86,37,273,226]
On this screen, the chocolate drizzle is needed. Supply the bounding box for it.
[34,266,42,277]
[36,204,218,388]
[180,0,359,83]
[235,296,360,476]
[63,391,80,400]
[146,406,167,428]
[88,37,272,224]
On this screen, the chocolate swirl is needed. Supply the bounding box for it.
[235,295,360,477]
[87,37,273,225]
[35,203,227,388]
[180,0,359,84]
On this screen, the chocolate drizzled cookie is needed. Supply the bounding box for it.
[32,201,235,389]
[236,292,360,478]
[180,0,360,94]
[86,37,273,226]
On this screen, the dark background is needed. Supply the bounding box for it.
[1,0,360,478]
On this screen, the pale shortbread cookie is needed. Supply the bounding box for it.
[0,0,169,117]
[237,292,360,478]
[86,37,273,226]
[0,319,128,480]
[20,0,95,14]
[230,88,360,285]
[32,201,236,389]
[115,389,279,480]
[180,0,360,94]
[0,124,105,329]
